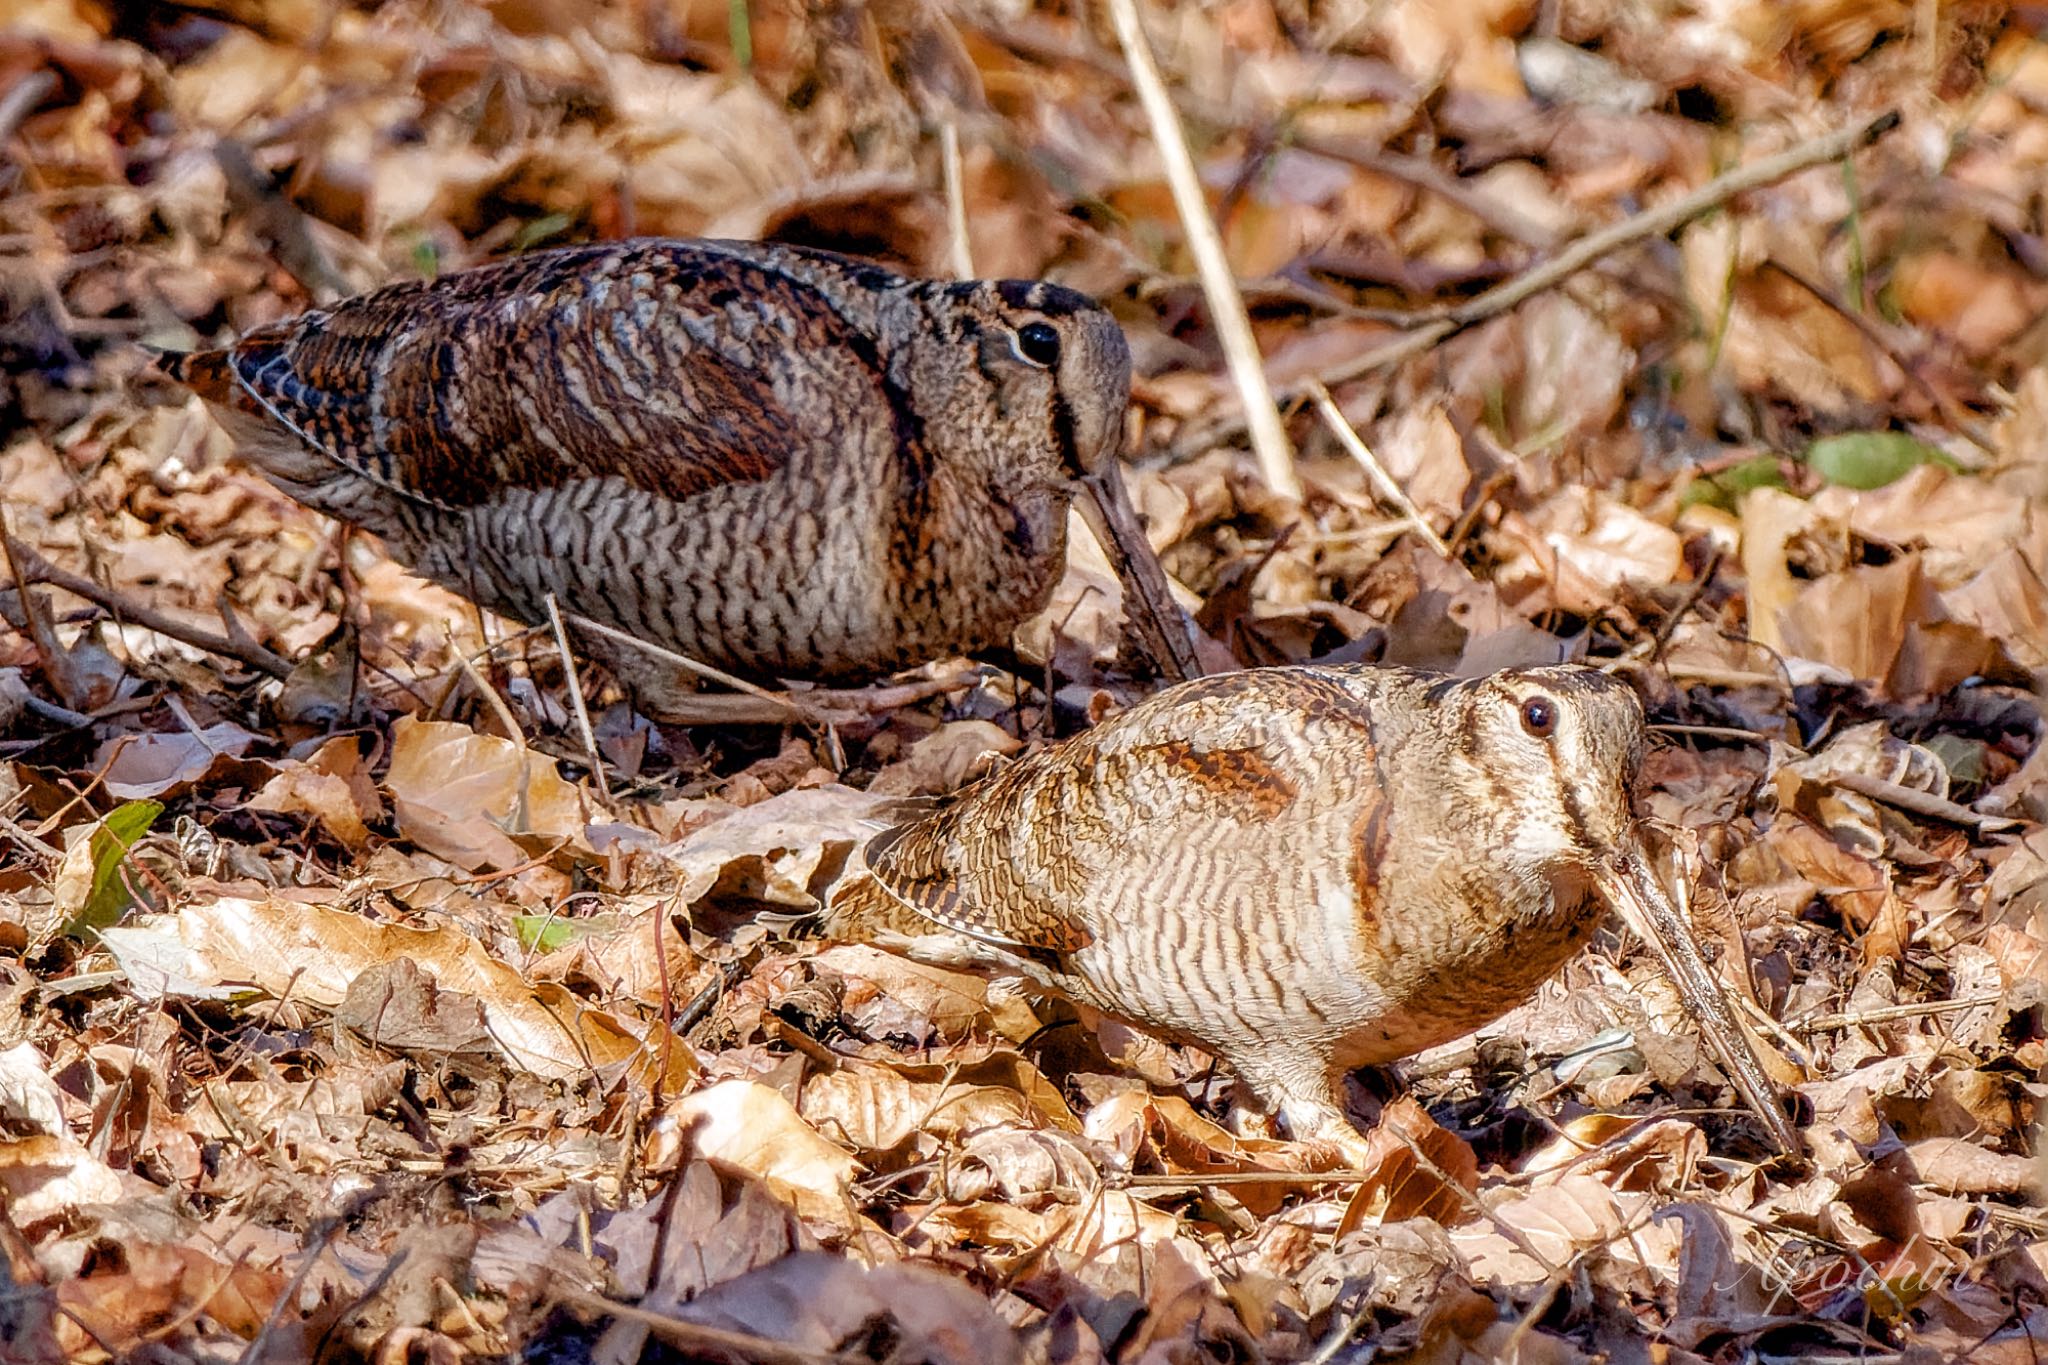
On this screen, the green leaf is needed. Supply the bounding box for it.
[1804,432,1958,490]
[512,913,619,953]
[409,236,440,281]
[511,213,574,253]
[1923,734,1989,788]
[1679,455,1788,511]
[66,800,162,940]
[728,0,753,69]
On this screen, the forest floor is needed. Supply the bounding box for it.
[1,1,2044,1361]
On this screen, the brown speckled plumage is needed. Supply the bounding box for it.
[158,238,1198,706]
[829,663,1795,1158]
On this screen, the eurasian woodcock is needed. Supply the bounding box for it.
[155,238,1201,709]
[829,663,1797,1159]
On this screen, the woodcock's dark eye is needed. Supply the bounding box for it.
[1521,696,1556,737]
[1015,321,1061,367]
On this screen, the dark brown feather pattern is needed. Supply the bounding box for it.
[158,236,1203,700]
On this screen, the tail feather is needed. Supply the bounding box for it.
[821,869,935,942]
[148,346,238,403]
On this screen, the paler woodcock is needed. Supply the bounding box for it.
[155,238,1201,710]
[829,663,1798,1160]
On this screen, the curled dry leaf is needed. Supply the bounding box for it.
[1374,402,1471,520]
[182,1064,407,1149]
[945,1126,1100,1204]
[112,895,695,1090]
[664,1251,1021,1365]
[0,1135,128,1227]
[248,734,383,850]
[93,722,258,800]
[800,1064,1045,1155]
[1739,485,1814,658]
[383,715,593,871]
[1903,1138,2038,1195]
[335,955,495,1057]
[868,719,1021,796]
[0,1044,67,1139]
[1521,1114,1707,1191]
[657,786,901,909]
[1336,1095,1482,1235]
[813,943,1044,1044]
[1085,1089,1311,1186]
[56,1243,289,1359]
[1511,295,1635,446]
[595,1155,811,1349]
[666,1080,861,1229]
[900,1199,1055,1266]
[1493,487,1684,618]
[524,898,718,1007]
[1655,1201,1779,1346]
[1452,1173,1684,1291]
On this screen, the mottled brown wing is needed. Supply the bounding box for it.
[862,776,1097,955]
[862,667,1377,955]
[159,239,896,509]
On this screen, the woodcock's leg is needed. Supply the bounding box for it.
[1228,1050,1379,1168]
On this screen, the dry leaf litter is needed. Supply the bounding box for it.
[0,0,2043,1361]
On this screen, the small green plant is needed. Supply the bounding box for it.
[1679,454,1788,511]
[1804,431,1959,490]
[63,800,162,940]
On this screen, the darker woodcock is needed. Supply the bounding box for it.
[155,238,1201,709]
[829,663,1797,1159]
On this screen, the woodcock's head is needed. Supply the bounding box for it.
[1421,665,1650,878]
[1415,664,1798,1149]
[898,276,1202,681]
[903,278,1133,486]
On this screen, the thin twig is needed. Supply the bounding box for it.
[1735,994,1814,1074]
[1650,722,1778,745]
[1830,771,2019,834]
[1387,1124,1565,1278]
[239,1218,344,1365]
[1302,137,1563,250]
[764,1014,843,1072]
[553,1287,845,1365]
[15,691,92,728]
[1758,258,1994,453]
[1109,1168,1375,1188]
[1305,1291,1378,1365]
[940,119,973,280]
[1796,993,2005,1032]
[1614,655,1791,692]
[1106,0,1301,501]
[213,137,354,303]
[0,810,59,864]
[977,17,1558,255]
[0,70,56,148]
[5,542,292,680]
[1650,548,1723,664]
[450,648,528,750]
[0,517,81,708]
[544,592,610,801]
[1186,111,1902,454]
[1307,381,1451,556]
[563,612,802,715]
[646,671,980,728]
[1429,112,1898,330]
[564,613,979,725]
